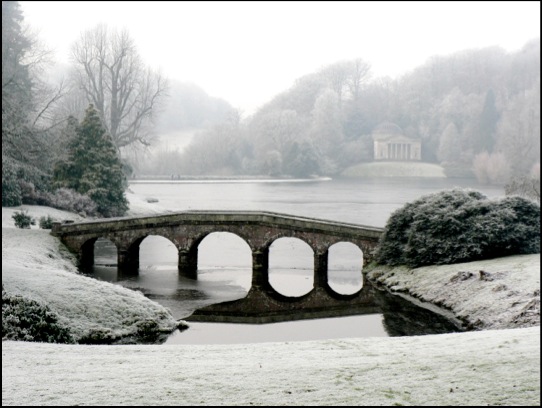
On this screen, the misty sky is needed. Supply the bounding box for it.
[19,1,541,115]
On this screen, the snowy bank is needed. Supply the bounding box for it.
[365,254,540,330]
[2,206,178,343]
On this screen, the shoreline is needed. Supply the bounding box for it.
[129,176,332,184]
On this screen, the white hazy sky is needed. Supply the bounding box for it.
[19,1,541,115]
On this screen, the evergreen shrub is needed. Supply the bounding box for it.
[39,215,55,229]
[52,105,129,218]
[2,163,22,207]
[12,210,35,229]
[2,286,74,343]
[375,189,540,267]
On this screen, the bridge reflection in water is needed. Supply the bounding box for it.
[184,281,463,337]
[185,278,464,335]
[186,279,379,324]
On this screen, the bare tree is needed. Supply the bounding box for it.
[319,59,371,108]
[345,58,371,102]
[505,162,540,202]
[71,24,168,151]
[495,82,540,177]
[320,61,349,109]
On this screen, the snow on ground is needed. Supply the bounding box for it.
[3,327,539,406]
[365,255,540,330]
[1,204,85,229]
[2,207,178,343]
[124,189,177,216]
[2,199,540,406]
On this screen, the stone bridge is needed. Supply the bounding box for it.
[51,211,385,322]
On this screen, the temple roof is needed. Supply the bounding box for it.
[372,122,418,142]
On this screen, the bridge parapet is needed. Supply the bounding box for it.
[52,210,382,238]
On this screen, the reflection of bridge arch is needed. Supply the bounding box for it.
[52,211,383,309]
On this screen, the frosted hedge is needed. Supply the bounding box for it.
[375,189,540,267]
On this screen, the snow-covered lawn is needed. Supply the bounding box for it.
[2,206,178,343]
[3,327,539,406]
[2,200,540,406]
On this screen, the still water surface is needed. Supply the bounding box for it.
[87,177,504,344]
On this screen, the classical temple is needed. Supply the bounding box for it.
[372,122,421,161]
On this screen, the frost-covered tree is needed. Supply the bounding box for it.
[2,1,49,206]
[309,89,343,170]
[53,105,128,217]
[283,140,322,177]
[472,151,511,185]
[495,82,541,178]
[474,89,500,153]
[437,122,462,164]
[505,163,540,203]
[2,1,69,207]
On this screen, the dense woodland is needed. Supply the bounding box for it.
[2,1,540,214]
[167,42,540,184]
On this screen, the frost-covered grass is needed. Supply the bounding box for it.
[1,199,540,406]
[3,327,539,406]
[2,206,178,344]
[366,255,540,331]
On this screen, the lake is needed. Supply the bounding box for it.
[86,176,504,344]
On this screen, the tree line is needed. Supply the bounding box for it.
[163,42,539,192]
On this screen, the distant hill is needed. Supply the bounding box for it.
[341,162,446,178]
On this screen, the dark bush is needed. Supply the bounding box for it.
[2,286,74,343]
[78,328,117,345]
[2,163,22,207]
[39,215,56,229]
[12,210,36,229]
[19,180,50,205]
[375,189,540,267]
[2,159,52,207]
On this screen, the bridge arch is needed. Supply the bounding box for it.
[189,230,252,252]
[192,231,252,284]
[260,232,319,254]
[78,235,129,268]
[79,237,108,268]
[116,233,178,270]
[326,241,364,296]
[268,237,314,297]
[139,235,178,270]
